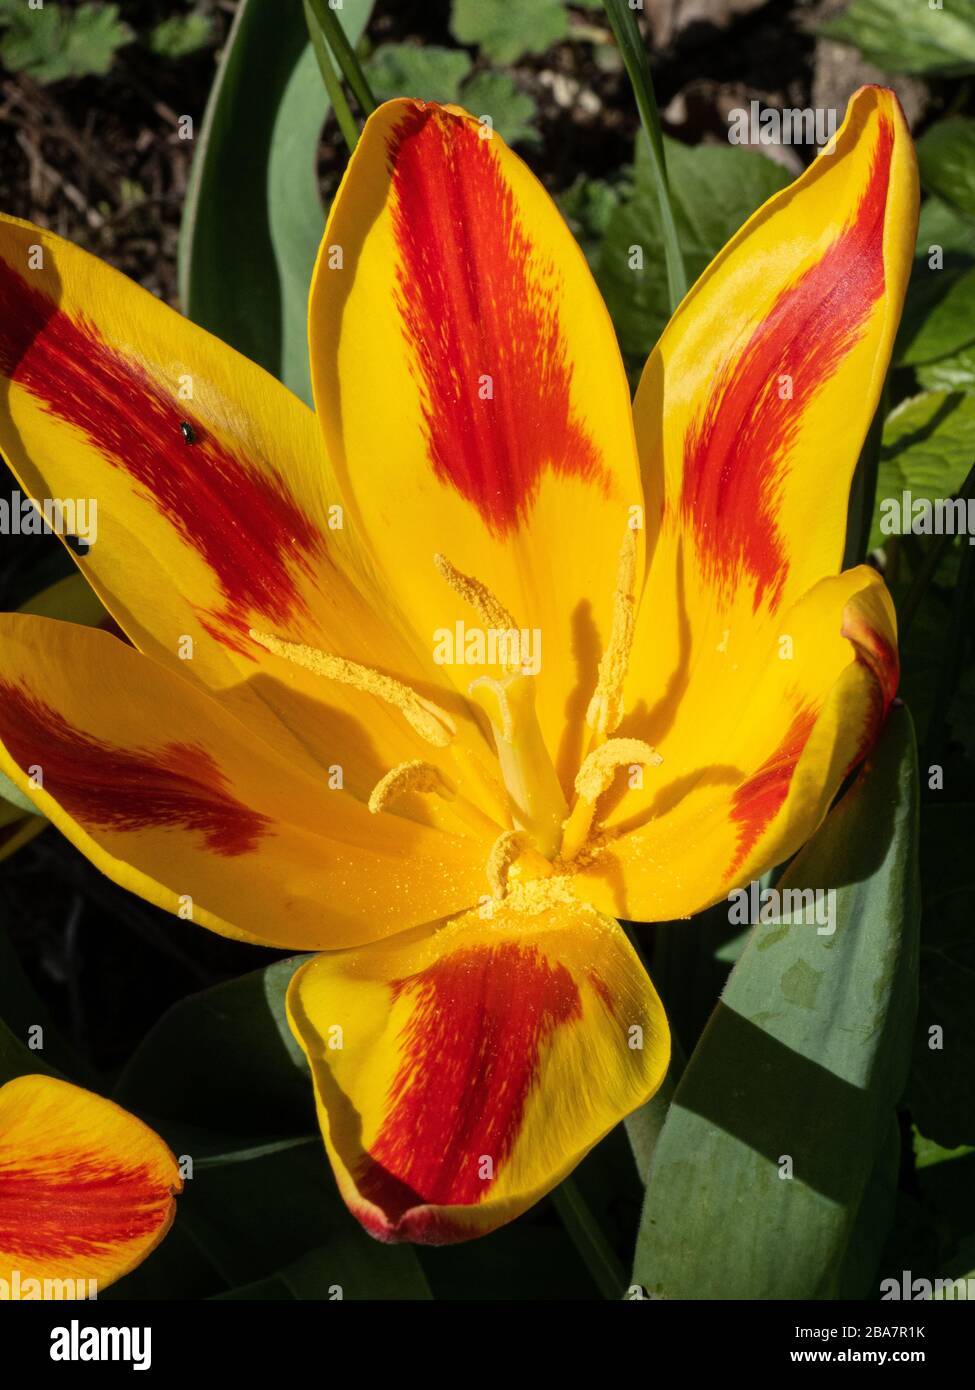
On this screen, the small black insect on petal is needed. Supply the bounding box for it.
[179,420,196,444]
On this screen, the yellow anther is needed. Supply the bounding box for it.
[486,830,528,899]
[560,737,661,862]
[250,630,456,748]
[434,553,519,636]
[586,528,639,739]
[368,760,453,815]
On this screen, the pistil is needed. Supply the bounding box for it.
[470,673,569,860]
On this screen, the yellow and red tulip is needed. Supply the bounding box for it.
[0,87,917,1243]
[0,1074,181,1294]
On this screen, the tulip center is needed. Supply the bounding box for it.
[468,671,568,860]
[252,531,661,883]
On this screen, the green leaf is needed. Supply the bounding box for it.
[909,803,975,1148]
[179,1140,431,1297]
[0,0,131,83]
[822,0,975,77]
[0,1015,58,1087]
[917,119,975,222]
[0,767,39,816]
[0,926,93,1085]
[367,42,472,105]
[178,0,374,404]
[113,957,315,1138]
[450,0,568,65]
[596,136,789,365]
[898,202,975,368]
[869,392,975,550]
[461,71,539,147]
[919,345,975,391]
[633,707,920,1299]
[149,13,213,59]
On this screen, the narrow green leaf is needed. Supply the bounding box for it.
[306,0,376,115]
[633,707,920,1299]
[601,0,687,314]
[178,0,374,403]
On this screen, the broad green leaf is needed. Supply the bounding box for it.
[909,803,975,1148]
[914,1131,974,1170]
[869,391,975,550]
[837,1118,901,1299]
[0,926,91,1084]
[917,119,975,221]
[367,42,472,105]
[0,0,131,83]
[177,1139,431,1297]
[633,707,920,1299]
[461,71,540,147]
[596,135,789,365]
[899,267,975,368]
[450,0,568,65]
[559,176,625,269]
[898,202,975,367]
[823,0,975,76]
[919,345,975,391]
[114,957,315,1138]
[150,13,213,59]
[178,0,373,404]
[106,1221,226,1300]
[0,767,38,816]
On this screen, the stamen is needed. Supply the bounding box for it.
[434,552,521,674]
[586,528,638,739]
[368,760,453,815]
[470,673,568,860]
[560,737,661,862]
[250,630,456,748]
[486,830,528,899]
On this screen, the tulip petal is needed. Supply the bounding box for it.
[626,86,916,747]
[287,899,669,1243]
[0,1073,181,1292]
[0,615,494,949]
[571,567,898,921]
[308,100,644,778]
[0,212,500,821]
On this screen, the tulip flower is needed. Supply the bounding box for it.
[0,86,916,1243]
[0,1073,181,1295]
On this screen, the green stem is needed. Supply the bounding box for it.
[304,0,360,154]
[306,0,376,117]
[898,457,975,640]
[550,1175,628,1300]
[601,0,687,313]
